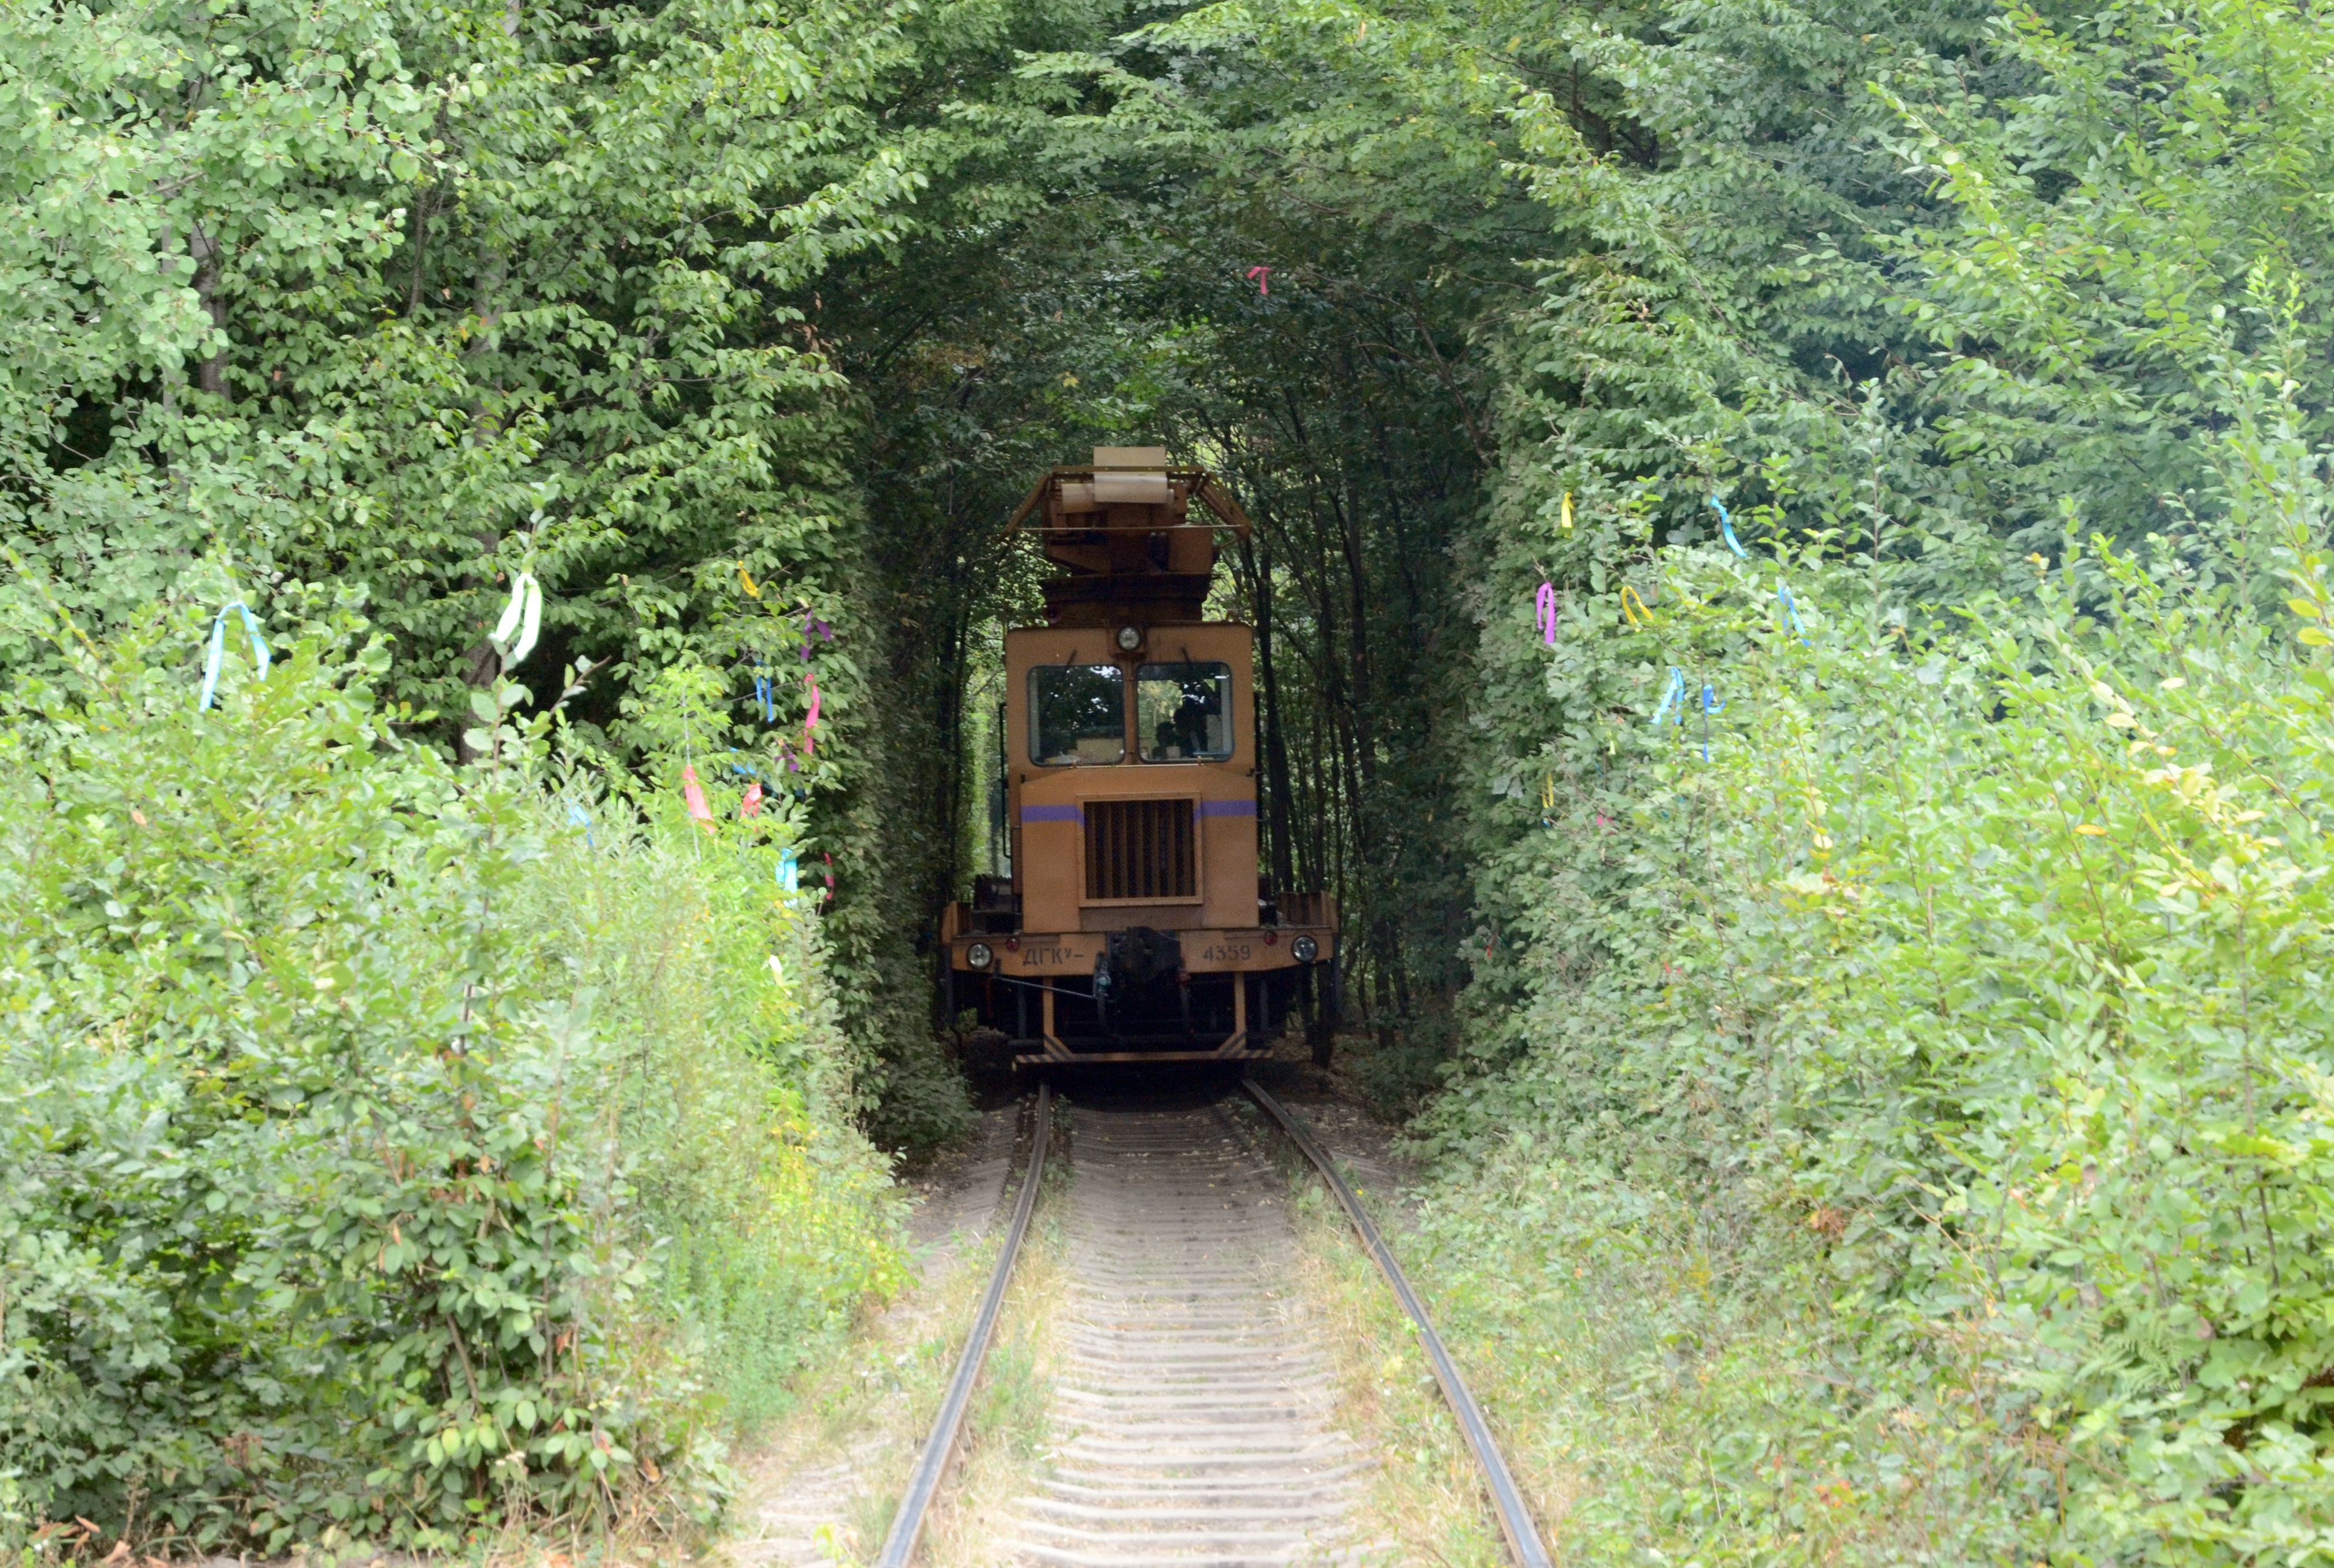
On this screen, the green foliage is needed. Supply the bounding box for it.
[1390,0,2334,1556]
[1480,0,2334,587]
[0,0,917,725]
[0,606,900,1552]
[1425,532,2334,1559]
[0,0,994,1144]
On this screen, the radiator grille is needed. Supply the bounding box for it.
[1084,798,1196,901]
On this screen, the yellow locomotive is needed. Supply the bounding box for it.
[940,449,1340,1066]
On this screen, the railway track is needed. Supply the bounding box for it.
[873,1079,1549,1568]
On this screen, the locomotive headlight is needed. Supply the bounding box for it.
[1291,934,1319,964]
[966,942,994,970]
[1116,624,1142,652]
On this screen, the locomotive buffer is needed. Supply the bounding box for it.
[938,448,1340,1066]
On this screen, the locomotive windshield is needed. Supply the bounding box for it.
[1138,662,1232,761]
[1031,663,1126,764]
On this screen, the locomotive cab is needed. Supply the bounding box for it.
[940,449,1339,1066]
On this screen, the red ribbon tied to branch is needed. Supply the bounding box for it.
[1535,582,1557,646]
[1246,266,1272,296]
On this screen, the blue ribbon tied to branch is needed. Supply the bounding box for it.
[1708,495,1748,559]
[1650,666,1687,727]
[198,601,271,711]
[1777,583,1810,645]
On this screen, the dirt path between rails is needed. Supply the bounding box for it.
[992,1096,1384,1567]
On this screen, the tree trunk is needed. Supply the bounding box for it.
[1239,523,1298,897]
[190,226,229,399]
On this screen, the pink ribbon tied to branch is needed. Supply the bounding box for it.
[682,764,716,834]
[1535,582,1557,646]
[802,674,821,756]
[1246,266,1272,297]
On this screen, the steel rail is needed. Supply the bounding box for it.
[1242,1077,1553,1568]
[874,1082,1052,1568]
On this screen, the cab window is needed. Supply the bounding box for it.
[1137,662,1232,761]
[1029,664,1126,764]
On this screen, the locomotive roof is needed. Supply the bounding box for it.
[1005,463,1253,540]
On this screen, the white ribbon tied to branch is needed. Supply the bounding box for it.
[491,572,543,671]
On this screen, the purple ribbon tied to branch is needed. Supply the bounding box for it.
[1535,582,1557,646]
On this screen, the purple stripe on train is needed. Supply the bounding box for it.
[1022,800,1254,823]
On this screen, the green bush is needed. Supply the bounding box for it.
[0,603,903,1554]
[1420,528,2334,1561]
